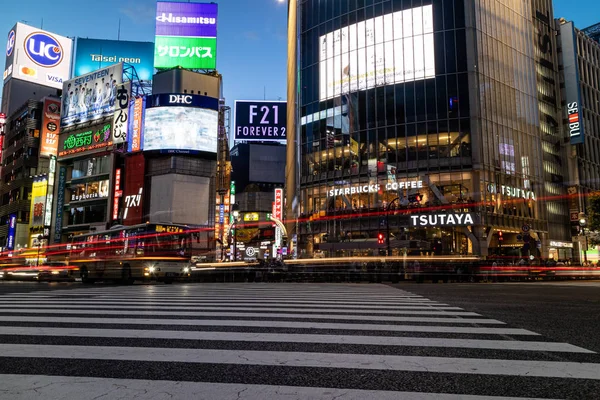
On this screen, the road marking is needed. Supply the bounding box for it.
[0,344,597,379]
[0,308,498,324]
[0,316,538,335]
[0,374,558,400]
[0,326,591,353]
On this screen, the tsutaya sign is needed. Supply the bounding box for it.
[410,213,475,227]
[487,184,536,200]
[329,180,423,197]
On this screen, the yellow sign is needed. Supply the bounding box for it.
[243,213,259,222]
[29,179,48,230]
[155,225,184,234]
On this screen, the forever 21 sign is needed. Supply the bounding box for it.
[234,100,287,141]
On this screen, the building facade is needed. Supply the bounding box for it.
[294,0,571,258]
[559,19,600,262]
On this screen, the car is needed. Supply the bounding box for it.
[36,262,78,282]
[313,250,326,258]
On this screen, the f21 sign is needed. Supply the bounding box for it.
[234,100,286,141]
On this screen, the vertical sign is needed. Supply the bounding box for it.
[112,81,130,144]
[113,169,122,220]
[44,156,56,228]
[53,166,67,243]
[274,188,283,220]
[154,2,218,69]
[560,22,585,145]
[123,154,145,225]
[219,204,225,224]
[274,188,283,248]
[29,178,48,230]
[40,98,61,156]
[129,96,145,152]
[7,214,17,250]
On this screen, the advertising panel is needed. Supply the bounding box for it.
[58,122,112,158]
[123,153,145,225]
[73,38,155,81]
[61,63,123,128]
[147,93,219,109]
[29,178,48,230]
[274,188,283,220]
[112,81,131,144]
[40,98,61,157]
[154,1,218,69]
[7,214,17,250]
[234,100,286,141]
[560,22,585,145]
[319,5,434,101]
[143,107,218,153]
[113,169,122,220]
[128,96,146,152]
[44,156,56,227]
[53,166,67,243]
[3,22,73,89]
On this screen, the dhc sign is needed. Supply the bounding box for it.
[169,94,193,104]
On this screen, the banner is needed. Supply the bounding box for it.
[123,154,145,225]
[7,214,17,250]
[40,98,61,156]
[53,166,67,243]
[154,2,218,70]
[29,178,48,230]
[234,100,286,141]
[112,81,131,144]
[73,38,154,81]
[128,96,145,152]
[3,22,73,89]
[61,63,123,128]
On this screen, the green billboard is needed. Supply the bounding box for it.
[154,36,217,69]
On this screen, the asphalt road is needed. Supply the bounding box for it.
[0,282,597,399]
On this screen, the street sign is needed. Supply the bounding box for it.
[522,224,530,233]
[517,234,523,241]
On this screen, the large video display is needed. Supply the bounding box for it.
[143,106,218,153]
[319,5,435,101]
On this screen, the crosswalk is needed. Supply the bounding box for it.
[0,283,598,399]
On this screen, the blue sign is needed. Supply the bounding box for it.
[7,214,17,250]
[219,204,225,224]
[25,32,64,67]
[53,166,67,243]
[147,93,219,110]
[74,38,155,81]
[6,29,15,57]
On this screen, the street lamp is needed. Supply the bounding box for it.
[36,234,43,267]
[385,197,401,256]
[579,212,588,265]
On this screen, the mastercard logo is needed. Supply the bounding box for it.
[19,66,38,78]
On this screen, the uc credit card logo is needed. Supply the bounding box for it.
[6,30,15,57]
[24,32,63,68]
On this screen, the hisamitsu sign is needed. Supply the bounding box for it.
[234,100,287,141]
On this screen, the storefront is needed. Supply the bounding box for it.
[548,240,575,263]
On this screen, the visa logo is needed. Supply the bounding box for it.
[46,74,63,84]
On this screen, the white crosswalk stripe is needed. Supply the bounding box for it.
[0,283,597,400]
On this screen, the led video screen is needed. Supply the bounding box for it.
[143,106,218,153]
[319,5,435,101]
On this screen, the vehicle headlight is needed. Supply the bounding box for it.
[51,271,60,275]
[149,266,156,273]
[183,267,190,273]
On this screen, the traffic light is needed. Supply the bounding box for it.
[498,231,503,241]
[378,233,384,244]
[408,193,422,203]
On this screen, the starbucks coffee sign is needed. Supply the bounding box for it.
[328,180,423,197]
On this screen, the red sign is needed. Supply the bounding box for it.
[274,188,283,220]
[40,98,61,157]
[131,97,144,152]
[123,154,146,225]
[113,169,121,220]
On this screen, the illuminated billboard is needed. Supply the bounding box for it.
[40,98,61,157]
[143,107,218,153]
[73,38,154,81]
[61,63,123,128]
[128,96,146,152]
[319,5,435,101]
[58,123,112,158]
[29,178,48,230]
[234,100,286,141]
[3,22,73,89]
[154,2,218,69]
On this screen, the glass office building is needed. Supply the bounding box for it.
[295,0,568,258]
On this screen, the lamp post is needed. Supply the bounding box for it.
[232,209,240,261]
[36,234,43,267]
[579,213,588,265]
[386,197,401,256]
